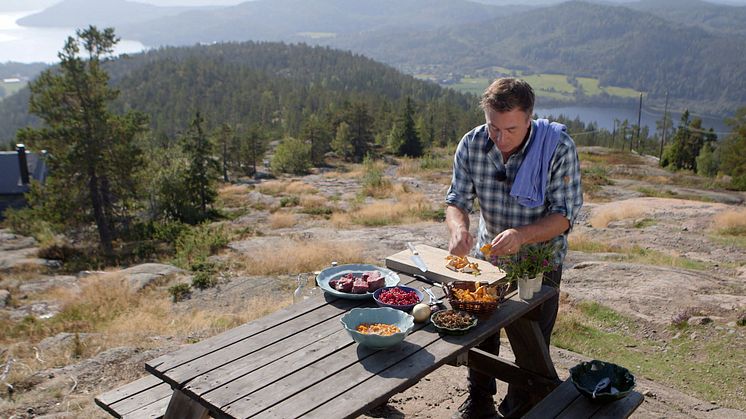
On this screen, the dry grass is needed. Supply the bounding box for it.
[285,181,317,195]
[218,184,252,208]
[256,180,317,198]
[0,271,292,418]
[643,175,672,185]
[269,212,297,229]
[236,239,368,275]
[333,190,442,227]
[579,151,647,166]
[712,209,746,236]
[590,201,648,228]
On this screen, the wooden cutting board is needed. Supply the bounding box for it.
[385,244,506,284]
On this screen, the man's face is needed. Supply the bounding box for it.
[484,107,531,156]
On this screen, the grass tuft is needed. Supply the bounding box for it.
[712,209,746,236]
[236,239,368,275]
[590,201,647,228]
[269,212,297,229]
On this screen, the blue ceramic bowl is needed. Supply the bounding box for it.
[569,360,636,403]
[372,286,424,312]
[340,307,415,349]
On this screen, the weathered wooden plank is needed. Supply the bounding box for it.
[120,395,171,419]
[146,295,354,374]
[556,391,605,418]
[251,323,443,419]
[523,380,581,419]
[197,328,354,409]
[504,315,560,406]
[110,382,172,417]
[186,312,354,398]
[154,299,370,387]
[149,275,423,379]
[591,391,644,419]
[96,375,164,407]
[164,389,210,419]
[467,347,558,392]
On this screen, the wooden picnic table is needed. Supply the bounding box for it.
[145,273,560,419]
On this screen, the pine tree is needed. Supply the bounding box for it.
[182,112,219,222]
[17,27,147,256]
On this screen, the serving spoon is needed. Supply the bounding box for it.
[592,377,611,399]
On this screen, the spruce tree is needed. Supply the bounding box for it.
[182,112,219,222]
[17,27,147,256]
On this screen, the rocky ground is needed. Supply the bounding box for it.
[1,147,745,418]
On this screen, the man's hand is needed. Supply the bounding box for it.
[489,228,525,256]
[449,226,474,257]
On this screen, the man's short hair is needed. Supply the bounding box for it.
[480,77,535,115]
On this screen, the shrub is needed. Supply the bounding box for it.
[192,271,217,290]
[168,283,191,302]
[173,224,229,269]
[361,155,392,198]
[280,195,300,207]
[272,137,312,175]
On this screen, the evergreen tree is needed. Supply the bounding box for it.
[389,97,423,157]
[720,107,746,189]
[343,102,374,162]
[182,112,219,222]
[300,114,332,166]
[237,124,269,176]
[662,110,708,171]
[17,26,147,255]
[332,121,353,160]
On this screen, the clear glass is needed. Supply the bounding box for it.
[293,273,307,304]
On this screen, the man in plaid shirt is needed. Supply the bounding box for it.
[446,78,582,418]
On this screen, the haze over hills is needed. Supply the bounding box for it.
[16,0,212,28]
[115,0,530,46]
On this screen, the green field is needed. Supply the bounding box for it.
[444,70,641,101]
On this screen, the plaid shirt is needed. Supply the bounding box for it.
[445,120,583,265]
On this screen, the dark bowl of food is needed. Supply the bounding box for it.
[373,286,424,312]
[430,309,478,335]
[569,360,636,403]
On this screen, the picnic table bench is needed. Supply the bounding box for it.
[96,272,643,418]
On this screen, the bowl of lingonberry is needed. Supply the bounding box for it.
[372,286,424,312]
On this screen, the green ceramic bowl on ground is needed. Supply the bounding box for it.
[569,360,636,403]
[340,307,415,349]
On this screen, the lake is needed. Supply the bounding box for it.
[534,105,732,138]
[0,10,145,64]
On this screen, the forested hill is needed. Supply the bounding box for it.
[117,0,529,46]
[0,42,482,142]
[330,0,746,114]
[626,0,746,37]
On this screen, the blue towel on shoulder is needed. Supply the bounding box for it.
[510,119,565,208]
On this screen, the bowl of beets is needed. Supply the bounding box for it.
[373,286,424,312]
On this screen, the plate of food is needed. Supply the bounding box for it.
[317,264,401,299]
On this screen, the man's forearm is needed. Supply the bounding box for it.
[515,213,570,245]
[446,205,470,235]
